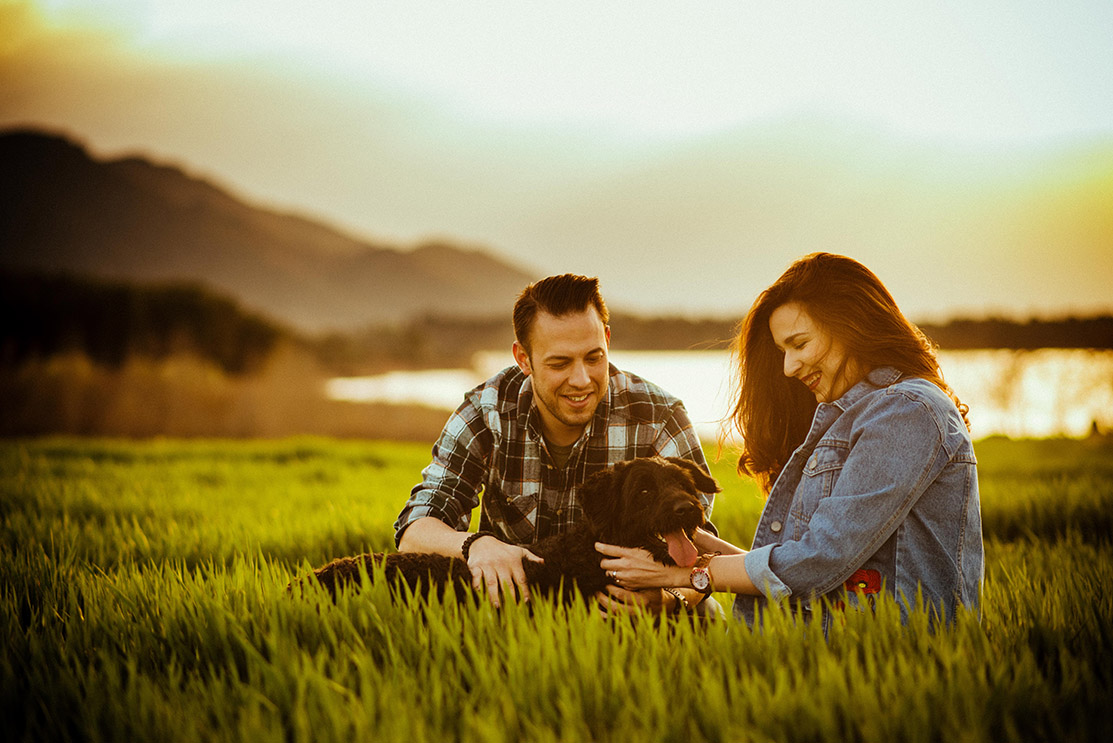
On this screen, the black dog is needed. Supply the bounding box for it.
[300,456,720,604]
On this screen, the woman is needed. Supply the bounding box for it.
[597,253,983,626]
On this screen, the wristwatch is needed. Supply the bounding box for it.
[689,552,719,595]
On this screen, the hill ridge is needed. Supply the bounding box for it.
[0,128,536,331]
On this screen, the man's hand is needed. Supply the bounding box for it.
[466,536,544,608]
[593,585,673,617]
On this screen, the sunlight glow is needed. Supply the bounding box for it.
[21,0,1113,141]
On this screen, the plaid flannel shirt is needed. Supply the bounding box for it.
[393,363,717,547]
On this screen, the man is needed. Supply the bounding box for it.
[393,273,717,615]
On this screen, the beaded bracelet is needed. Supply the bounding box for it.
[461,531,497,563]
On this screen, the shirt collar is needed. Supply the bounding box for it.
[517,374,536,432]
[587,365,616,438]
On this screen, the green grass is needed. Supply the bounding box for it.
[2,436,1112,742]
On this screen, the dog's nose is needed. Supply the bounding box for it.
[673,502,699,517]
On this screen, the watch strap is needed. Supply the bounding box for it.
[663,587,690,615]
[695,551,721,569]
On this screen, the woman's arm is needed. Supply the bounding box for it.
[703,552,759,595]
[595,542,762,595]
[752,390,950,598]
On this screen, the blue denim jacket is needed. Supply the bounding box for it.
[735,367,983,626]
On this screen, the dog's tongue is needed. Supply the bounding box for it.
[664,530,699,567]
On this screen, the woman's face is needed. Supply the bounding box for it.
[769,302,863,403]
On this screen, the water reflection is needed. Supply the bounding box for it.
[937,349,1113,439]
[326,349,1113,441]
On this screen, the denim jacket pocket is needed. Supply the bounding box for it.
[791,443,849,538]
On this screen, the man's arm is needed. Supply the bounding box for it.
[397,515,471,555]
[399,516,544,608]
[392,398,491,547]
[393,397,543,607]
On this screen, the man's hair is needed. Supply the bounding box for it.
[513,274,609,354]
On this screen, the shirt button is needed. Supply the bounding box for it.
[770,521,783,533]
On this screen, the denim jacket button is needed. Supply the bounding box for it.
[807,455,818,470]
[770,520,783,533]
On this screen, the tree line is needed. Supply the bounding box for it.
[916,316,1113,351]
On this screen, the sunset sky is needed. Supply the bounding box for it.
[3,0,1112,320]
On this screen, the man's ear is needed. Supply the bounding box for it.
[666,457,721,494]
[512,341,532,376]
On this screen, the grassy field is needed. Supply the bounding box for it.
[2,436,1111,742]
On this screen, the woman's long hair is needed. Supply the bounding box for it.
[727,253,969,493]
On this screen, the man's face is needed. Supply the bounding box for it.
[513,308,610,446]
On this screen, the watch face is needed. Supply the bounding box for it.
[690,567,711,592]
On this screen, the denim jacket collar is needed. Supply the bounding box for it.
[832,366,903,411]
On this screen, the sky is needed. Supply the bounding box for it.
[3,0,1112,320]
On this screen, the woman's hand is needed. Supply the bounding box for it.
[596,542,690,591]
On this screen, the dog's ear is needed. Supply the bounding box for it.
[578,461,629,531]
[666,457,721,494]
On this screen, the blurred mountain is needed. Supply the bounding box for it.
[0,129,536,331]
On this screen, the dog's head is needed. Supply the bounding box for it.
[577,456,720,567]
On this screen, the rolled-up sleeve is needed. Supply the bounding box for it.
[744,545,793,601]
[758,390,951,600]
[393,399,492,546]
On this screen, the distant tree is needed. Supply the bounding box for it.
[918,316,1113,350]
[0,271,287,373]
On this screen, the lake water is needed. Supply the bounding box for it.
[326,349,1113,441]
